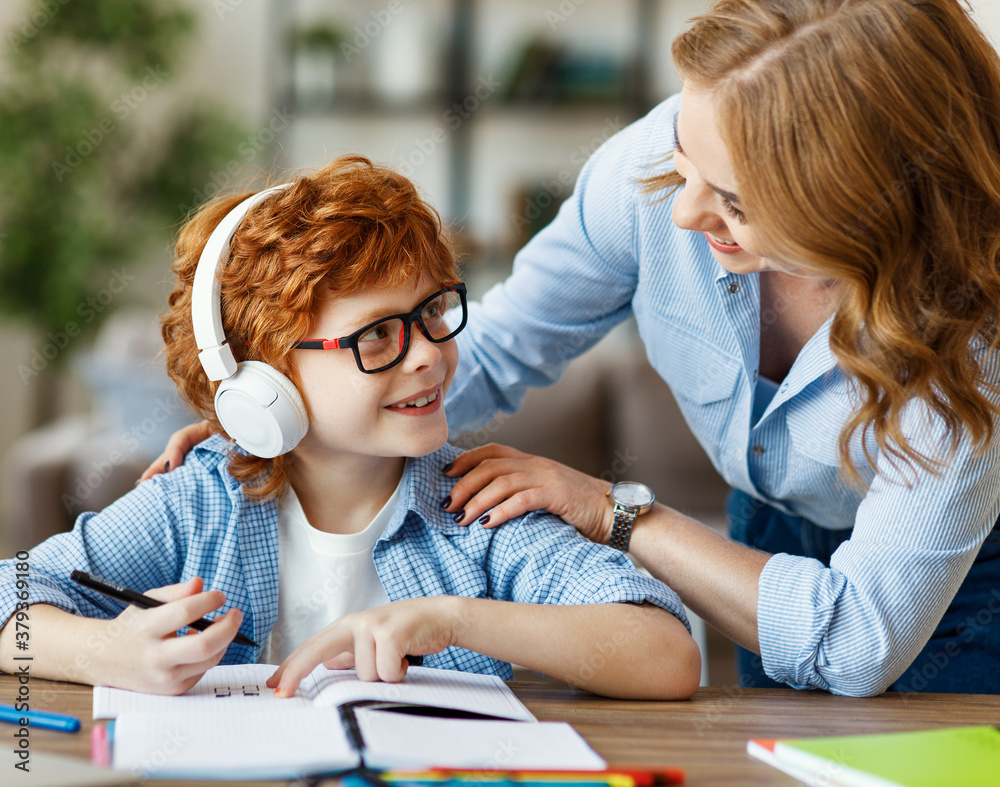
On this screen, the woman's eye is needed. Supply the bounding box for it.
[722,197,748,225]
[421,302,443,321]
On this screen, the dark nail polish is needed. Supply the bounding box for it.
[165,460,171,471]
[442,461,454,473]
[452,510,465,523]
[440,495,452,509]
[478,515,490,526]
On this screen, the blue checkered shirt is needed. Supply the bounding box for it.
[0,435,687,679]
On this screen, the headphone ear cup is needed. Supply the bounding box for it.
[214,360,308,458]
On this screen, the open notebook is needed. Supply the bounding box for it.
[96,664,605,780]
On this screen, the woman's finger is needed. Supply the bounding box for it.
[443,443,525,477]
[452,473,547,527]
[444,459,534,512]
[137,421,213,482]
[137,453,172,484]
[470,488,550,529]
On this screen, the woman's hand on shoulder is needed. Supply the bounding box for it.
[442,443,614,544]
[137,421,214,483]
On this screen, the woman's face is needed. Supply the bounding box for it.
[671,84,772,274]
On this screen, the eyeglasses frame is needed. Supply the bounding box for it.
[292,282,468,374]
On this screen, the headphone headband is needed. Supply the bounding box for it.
[187,181,308,458]
[191,183,292,381]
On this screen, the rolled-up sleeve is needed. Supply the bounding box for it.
[758,403,1000,696]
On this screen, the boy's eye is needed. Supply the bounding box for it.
[358,322,394,343]
[421,300,444,321]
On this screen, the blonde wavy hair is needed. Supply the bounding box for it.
[646,0,1000,484]
[162,155,460,500]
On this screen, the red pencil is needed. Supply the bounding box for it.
[90,723,111,767]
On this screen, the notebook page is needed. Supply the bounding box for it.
[112,707,354,779]
[94,663,533,722]
[356,709,606,770]
[304,665,536,721]
[93,664,315,719]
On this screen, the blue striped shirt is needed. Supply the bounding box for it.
[0,435,686,680]
[447,93,1000,696]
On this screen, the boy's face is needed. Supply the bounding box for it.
[291,274,458,461]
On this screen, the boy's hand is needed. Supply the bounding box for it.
[137,421,213,483]
[441,443,614,544]
[265,597,460,697]
[105,576,242,695]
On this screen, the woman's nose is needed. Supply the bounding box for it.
[672,180,724,234]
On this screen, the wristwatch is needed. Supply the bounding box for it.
[607,481,655,552]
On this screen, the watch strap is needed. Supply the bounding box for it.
[609,504,635,551]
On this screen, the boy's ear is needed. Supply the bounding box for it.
[215,360,309,458]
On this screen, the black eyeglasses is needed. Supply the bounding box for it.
[293,283,468,374]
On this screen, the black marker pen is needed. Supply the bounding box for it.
[70,570,258,648]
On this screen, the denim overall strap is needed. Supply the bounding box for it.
[726,488,1000,693]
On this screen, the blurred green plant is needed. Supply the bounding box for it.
[294,21,344,53]
[0,0,247,423]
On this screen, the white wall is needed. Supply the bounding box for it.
[972,1,1000,48]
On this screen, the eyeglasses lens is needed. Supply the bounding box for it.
[356,289,464,372]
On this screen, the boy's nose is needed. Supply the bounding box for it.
[402,324,442,370]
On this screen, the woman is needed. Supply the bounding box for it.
[147,0,1000,696]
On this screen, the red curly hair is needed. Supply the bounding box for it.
[161,155,461,501]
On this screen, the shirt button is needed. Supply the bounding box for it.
[752,445,766,456]
[780,383,789,393]
[728,282,740,294]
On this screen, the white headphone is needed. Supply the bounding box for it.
[191,184,309,458]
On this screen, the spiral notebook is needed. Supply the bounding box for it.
[96,664,605,780]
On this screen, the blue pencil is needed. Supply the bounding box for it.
[0,704,81,733]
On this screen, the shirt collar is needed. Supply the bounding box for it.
[379,444,468,542]
[196,433,464,539]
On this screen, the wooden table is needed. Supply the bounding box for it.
[2,675,997,786]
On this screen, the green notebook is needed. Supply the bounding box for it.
[747,725,1000,787]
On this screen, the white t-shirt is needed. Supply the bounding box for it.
[260,480,400,664]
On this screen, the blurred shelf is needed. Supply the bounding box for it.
[271,0,674,258]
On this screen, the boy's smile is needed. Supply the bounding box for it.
[385,385,442,415]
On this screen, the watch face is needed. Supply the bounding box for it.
[612,481,654,508]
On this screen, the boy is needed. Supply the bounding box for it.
[0,156,699,700]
